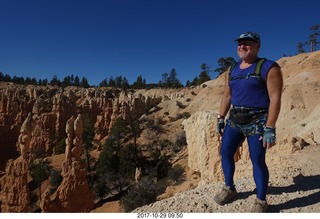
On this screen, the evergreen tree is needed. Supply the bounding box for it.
[83,114,94,169]
[80,76,90,88]
[13,76,25,84]
[42,78,48,86]
[50,75,61,86]
[95,117,135,196]
[159,73,169,88]
[99,78,109,87]
[1,73,11,82]
[74,76,80,86]
[70,74,74,84]
[308,24,320,52]
[168,68,183,88]
[297,42,305,54]
[159,69,182,88]
[38,79,48,86]
[190,76,198,86]
[197,63,211,85]
[29,161,50,201]
[108,76,116,87]
[25,77,32,84]
[62,76,71,87]
[31,77,37,85]
[214,57,236,75]
[121,77,130,89]
[132,75,146,89]
[115,76,123,88]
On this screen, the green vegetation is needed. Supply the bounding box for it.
[82,114,95,174]
[120,163,185,212]
[48,169,63,194]
[120,178,159,212]
[55,138,66,155]
[187,63,212,86]
[158,68,183,88]
[214,57,237,76]
[297,24,320,54]
[94,118,136,199]
[0,62,214,87]
[29,160,51,203]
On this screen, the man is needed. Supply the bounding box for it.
[214,32,283,212]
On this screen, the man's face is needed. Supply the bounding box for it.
[237,40,260,60]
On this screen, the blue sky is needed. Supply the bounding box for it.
[0,0,319,86]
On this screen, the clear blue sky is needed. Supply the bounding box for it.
[0,0,319,86]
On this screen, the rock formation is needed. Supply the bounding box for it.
[17,113,32,159]
[41,114,94,212]
[182,111,224,183]
[0,159,29,212]
[0,85,164,170]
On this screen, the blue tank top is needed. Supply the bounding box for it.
[229,58,275,108]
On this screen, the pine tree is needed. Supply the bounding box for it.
[198,63,211,85]
[297,42,305,54]
[214,57,236,75]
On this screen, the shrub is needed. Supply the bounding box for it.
[29,161,50,185]
[49,169,63,193]
[182,112,191,119]
[168,164,184,181]
[175,132,187,148]
[176,101,186,109]
[120,178,158,212]
[55,138,66,154]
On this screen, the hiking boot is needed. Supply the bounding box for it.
[250,198,268,213]
[213,185,237,205]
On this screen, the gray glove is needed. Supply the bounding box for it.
[263,126,276,145]
[216,115,225,134]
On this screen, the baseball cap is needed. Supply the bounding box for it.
[235,32,260,43]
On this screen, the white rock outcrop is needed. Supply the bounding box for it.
[182,110,224,184]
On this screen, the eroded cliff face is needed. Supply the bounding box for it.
[0,85,164,170]
[0,86,31,171]
[0,85,166,212]
[0,83,192,212]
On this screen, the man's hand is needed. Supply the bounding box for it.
[261,126,276,149]
[216,115,225,135]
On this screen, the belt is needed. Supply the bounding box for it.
[232,106,268,114]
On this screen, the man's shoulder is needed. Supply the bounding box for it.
[258,58,280,80]
[261,58,278,69]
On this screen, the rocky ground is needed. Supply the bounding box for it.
[133,143,320,213]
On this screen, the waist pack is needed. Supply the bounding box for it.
[229,107,267,125]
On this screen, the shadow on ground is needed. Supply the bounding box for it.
[267,174,320,212]
[234,174,320,212]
